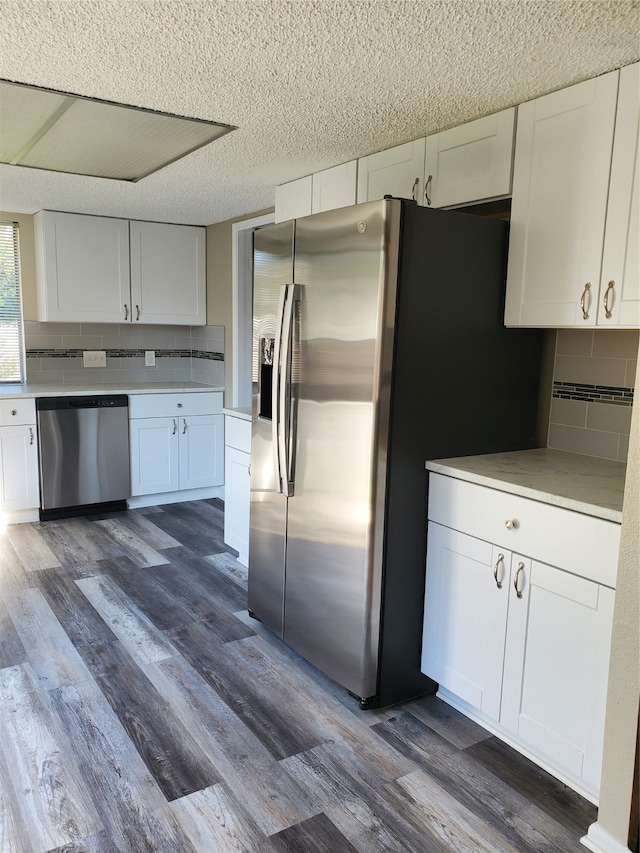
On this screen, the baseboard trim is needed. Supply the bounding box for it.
[581,822,632,853]
[128,485,223,508]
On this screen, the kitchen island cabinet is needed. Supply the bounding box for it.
[0,398,39,522]
[505,63,639,328]
[421,450,624,804]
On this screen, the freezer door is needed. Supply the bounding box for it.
[248,221,294,637]
[284,200,401,700]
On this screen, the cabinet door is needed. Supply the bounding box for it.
[597,63,640,327]
[223,445,250,565]
[424,108,516,208]
[504,71,619,327]
[35,211,130,323]
[357,139,426,204]
[501,557,615,793]
[311,161,357,213]
[178,414,223,490]
[421,523,511,720]
[129,221,206,326]
[129,417,179,496]
[275,176,313,223]
[0,425,39,511]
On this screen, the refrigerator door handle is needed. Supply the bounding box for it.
[272,284,289,494]
[279,284,299,497]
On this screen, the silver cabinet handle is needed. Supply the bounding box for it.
[505,519,516,530]
[603,280,614,319]
[182,418,187,434]
[493,553,505,589]
[580,283,591,320]
[124,303,129,320]
[136,304,140,321]
[424,174,433,206]
[172,418,177,435]
[29,427,34,445]
[411,177,419,201]
[513,562,525,599]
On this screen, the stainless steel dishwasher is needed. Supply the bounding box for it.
[36,395,130,520]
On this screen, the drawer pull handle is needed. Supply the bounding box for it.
[124,303,129,321]
[29,427,34,445]
[580,282,591,320]
[603,280,614,319]
[493,553,505,589]
[505,519,517,530]
[172,418,177,435]
[514,562,525,599]
[182,418,187,434]
[411,177,420,201]
[136,304,140,321]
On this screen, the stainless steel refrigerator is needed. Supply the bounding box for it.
[248,198,542,708]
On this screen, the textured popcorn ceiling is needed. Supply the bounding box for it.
[0,0,638,225]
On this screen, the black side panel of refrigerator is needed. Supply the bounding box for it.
[376,202,543,708]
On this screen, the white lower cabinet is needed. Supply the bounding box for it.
[0,399,40,522]
[223,413,251,566]
[422,473,620,802]
[129,392,223,505]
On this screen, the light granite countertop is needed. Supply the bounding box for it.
[223,406,252,421]
[426,448,626,523]
[0,382,224,399]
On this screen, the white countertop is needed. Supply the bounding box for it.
[426,448,626,523]
[223,406,252,421]
[0,382,224,399]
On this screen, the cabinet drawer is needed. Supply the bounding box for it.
[129,391,222,419]
[0,398,36,426]
[428,474,620,587]
[225,415,251,453]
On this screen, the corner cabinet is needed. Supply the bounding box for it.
[505,63,640,328]
[128,392,223,507]
[34,211,206,325]
[422,473,620,803]
[0,399,40,523]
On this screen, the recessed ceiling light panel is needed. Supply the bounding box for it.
[0,79,236,181]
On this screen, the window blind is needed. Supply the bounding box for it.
[0,223,25,383]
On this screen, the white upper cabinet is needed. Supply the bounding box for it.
[275,163,358,223]
[424,108,516,208]
[129,220,206,326]
[312,161,358,213]
[597,63,640,327]
[35,211,207,325]
[505,66,639,328]
[275,175,312,222]
[357,139,426,204]
[35,210,130,323]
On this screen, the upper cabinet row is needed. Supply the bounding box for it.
[505,63,639,328]
[275,107,517,221]
[276,63,639,330]
[34,211,206,325]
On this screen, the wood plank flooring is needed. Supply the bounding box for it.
[0,499,596,852]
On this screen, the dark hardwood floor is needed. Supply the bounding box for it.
[0,499,596,852]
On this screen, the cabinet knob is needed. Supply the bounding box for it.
[505,519,517,530]
[11,409,17,416]
[177,403,183,408]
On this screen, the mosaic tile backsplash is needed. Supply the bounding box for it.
[548,329,638,463]
[24,322,225,387]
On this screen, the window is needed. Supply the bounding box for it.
[0,223,25,383]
